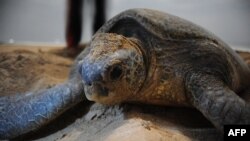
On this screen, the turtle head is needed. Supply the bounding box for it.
[79,33,146,105]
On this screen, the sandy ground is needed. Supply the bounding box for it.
[0,45,249,141]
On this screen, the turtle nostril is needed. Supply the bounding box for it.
[85,81,92,86]
[109,65,123,81]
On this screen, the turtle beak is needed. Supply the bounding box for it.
[79,63,108,99]
[80,63,103,87]
[84,82,109,101]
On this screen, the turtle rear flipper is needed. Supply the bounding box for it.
[185,72,250,132]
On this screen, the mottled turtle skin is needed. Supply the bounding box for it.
[1,9,250,139]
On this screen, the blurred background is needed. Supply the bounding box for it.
[0,0,249,50]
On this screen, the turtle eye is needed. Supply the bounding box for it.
[109,65,123,81]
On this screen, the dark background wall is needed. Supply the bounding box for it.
[0,0,249,50]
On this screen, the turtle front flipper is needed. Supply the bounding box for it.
[0,78,85,140]
[185,72,250,132]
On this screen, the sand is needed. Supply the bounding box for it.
[0,45,249,141]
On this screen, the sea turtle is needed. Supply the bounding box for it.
[1,8,250,139]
